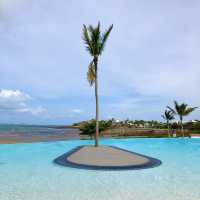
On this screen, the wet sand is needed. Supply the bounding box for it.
[0,130,80,144]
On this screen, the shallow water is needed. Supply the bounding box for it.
[0,138,200,200]
[0,124,75,134]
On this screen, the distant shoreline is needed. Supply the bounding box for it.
[0,128,80,144]
[0,124,199,144]
[46,125,79,129]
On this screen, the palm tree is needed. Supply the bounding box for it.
[168,101,198,137]
[161,110,175,137]
[82,22,113,147]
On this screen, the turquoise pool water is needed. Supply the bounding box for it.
[0,138,200,200]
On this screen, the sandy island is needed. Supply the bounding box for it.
[54,145,162,170]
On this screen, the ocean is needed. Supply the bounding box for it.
[0,124,77,135]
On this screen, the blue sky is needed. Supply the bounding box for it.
[0,0,199,124]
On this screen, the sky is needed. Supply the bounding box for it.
[0,0,199,124]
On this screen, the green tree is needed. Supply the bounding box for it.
[161,110,175,137]
[82,22,113,147]
[79,120,112,139]
[168,101,198,137]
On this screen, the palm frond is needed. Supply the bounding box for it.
[83,22,113,87]
[87,60,96,86]
[174,101,181,113]
[83,22,113,56]
[183,107,198,116]
[167,106,176,114]
[88,25,95,35]
[170,100,198,118]
[100,24,113,54]
[161,114,166,120]
[162,109,175,121]
[89,23,101,55]
[173,100,197,116]
[82,24,93,55]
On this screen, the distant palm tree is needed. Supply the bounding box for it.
[161,110,175,137]
[168,101,198,137]
[82,22,113,147]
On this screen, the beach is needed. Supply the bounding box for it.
[0,125,80,144]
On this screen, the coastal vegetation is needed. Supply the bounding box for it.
[79,120,112,139]
[75,118,200,138]
[82,22,113,147]
[167,101,198,137]
[76,100,198,138]
[161,110,175,137]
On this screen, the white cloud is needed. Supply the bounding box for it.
[0,89,46,116]
[72,109,82,114]
[16,106,46,116]
[0,89,31,101]
[0,89,30,111]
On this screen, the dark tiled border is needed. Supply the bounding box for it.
[54,145,162,171]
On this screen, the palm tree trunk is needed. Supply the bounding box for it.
[180,116,184,137]
[167,121,170,137]
[180,117,184,137]
[94,58,99,147]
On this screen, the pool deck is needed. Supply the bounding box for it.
[54,145,162,170]
[190,134,200,138]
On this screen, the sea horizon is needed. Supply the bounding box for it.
[0,124,77,134]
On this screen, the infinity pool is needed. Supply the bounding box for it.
[0,138,200,200]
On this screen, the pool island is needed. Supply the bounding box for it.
[54,145,161,170]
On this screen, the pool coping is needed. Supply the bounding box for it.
[54,145,162,171]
